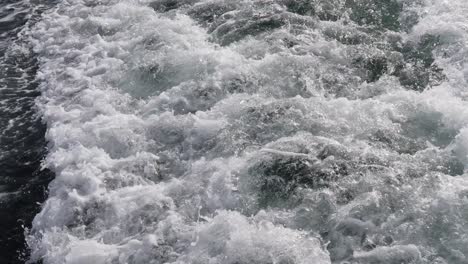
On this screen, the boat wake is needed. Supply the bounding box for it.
[26,0,468,263]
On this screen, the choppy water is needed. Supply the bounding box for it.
[20,0,468,263]
[0,0,55,263]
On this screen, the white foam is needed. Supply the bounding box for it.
[27,0,468,263]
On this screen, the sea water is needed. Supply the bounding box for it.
[22,0,468,263]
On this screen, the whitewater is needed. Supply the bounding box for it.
[21,0,468,263]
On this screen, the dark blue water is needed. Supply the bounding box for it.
[0,1,55,263]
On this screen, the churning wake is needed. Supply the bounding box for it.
[26,0,468,263]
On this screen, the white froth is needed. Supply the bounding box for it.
[26,0,468,263]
